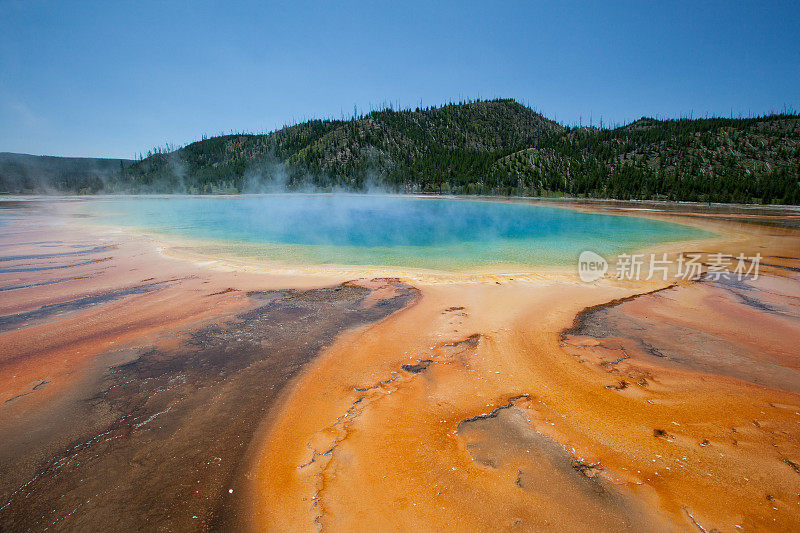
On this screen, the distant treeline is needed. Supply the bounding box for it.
[0,153,131,194]
[2,99,799,204]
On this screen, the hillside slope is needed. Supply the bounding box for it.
[494,114,800,203]
[121,99,564,193]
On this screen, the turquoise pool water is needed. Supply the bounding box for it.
[77,195,712,270]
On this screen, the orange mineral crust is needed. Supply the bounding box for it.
[250,281,682,531]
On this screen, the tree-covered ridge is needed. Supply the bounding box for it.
[128,99,564,193]
[494,114,800,203]
[2,99,799,204]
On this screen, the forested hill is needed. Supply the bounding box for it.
[0,153,132,194]
[2,99,799,204]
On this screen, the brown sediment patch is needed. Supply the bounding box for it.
[0,256,111,273]
[0,279,177,333]
[457,399,671,531]
[0,275,91,293]
[0,244,116,262]
[401,359,434,373]
[207,287,239,296]
[563,273,800,393]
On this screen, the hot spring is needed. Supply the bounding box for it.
[75,195,712,270]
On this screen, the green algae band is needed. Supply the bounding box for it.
[82,195,711,269]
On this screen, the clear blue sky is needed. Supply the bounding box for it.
[1,0,798,158]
